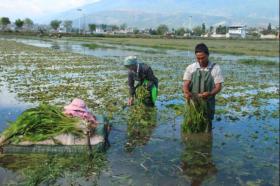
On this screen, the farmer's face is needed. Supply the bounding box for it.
[128,64,137,72]
[196,52,209,67]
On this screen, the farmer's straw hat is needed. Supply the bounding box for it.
[123,56,138,66]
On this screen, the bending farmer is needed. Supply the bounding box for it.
[183,43,224,131]
[124,56,158,106]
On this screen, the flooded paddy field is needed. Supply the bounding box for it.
[0,37,279,185]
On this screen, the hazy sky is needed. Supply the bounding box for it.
[0,0,279,25]
[0,0,100,21]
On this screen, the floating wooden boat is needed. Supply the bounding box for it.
[0,115,110,154]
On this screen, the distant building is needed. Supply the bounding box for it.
[260,34,277,39]
[58,25,67,33]
[114,27,134,34]
[95,26,105,34]
[226,25,246,38]
[210,33,226,38]
[201,33,210,38]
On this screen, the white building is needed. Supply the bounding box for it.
[260,34,277,39]
[210,33,226,38]
[226,25,246,38]
[95,27,105,34]
[58,25,67,33]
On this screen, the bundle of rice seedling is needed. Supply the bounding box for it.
[135,84,150,104]
[0,104,84,145]
[182,97,209,133]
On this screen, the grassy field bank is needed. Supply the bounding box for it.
[1,34,279,56]
[64,36,279,56]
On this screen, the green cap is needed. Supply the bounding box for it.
[124,56,138,66]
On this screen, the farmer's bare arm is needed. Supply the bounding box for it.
[211,83,222,95]
[183,80,192,100]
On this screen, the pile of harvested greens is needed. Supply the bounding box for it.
[0,104,84,145]
[135,84,150,104]
[182,97,209,133]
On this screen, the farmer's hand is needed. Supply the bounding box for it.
[184,92,192,100]
[128,97,134,106]
[198,92,212,99]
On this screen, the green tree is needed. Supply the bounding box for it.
[185,28,192,34]
[120,23,127,30]
[267,23,272,33]
[192,26,203,36]
[149,28,157,35]
[175,27,186,36]
[157,24,169,35]
[209,26,214,33]
[101,24,107,31]
[15,19,24,30]
[216,25,227,34]
[24,18,33,29]
[50,20,61,31]
[111,25,119,31]
[0,17,11,30]
[202,23,206,34]
[88,24,96,33]
[63,20,72,33]
[133,28,140,34]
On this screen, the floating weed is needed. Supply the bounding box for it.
[166,104,184,116]
[215,109,229,115]
[250,133,259,140]
[21,150,106,185]
[270,110,279,118]
[237,58,279,66]
[125,104,157,152]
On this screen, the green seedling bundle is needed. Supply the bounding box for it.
[0,104,83,145]
[182,97,209,133]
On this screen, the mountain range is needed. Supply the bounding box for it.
[45,0,279,28]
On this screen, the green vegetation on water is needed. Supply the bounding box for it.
[125,104,157,152]
[0,150,106,186]
[237,59,279,66]
[82,43,116,50]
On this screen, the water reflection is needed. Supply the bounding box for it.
[181,133,217,186]
[51,42,60,50]
[0,151,106,185]
[125,105,157,152]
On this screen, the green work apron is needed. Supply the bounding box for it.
[189,64,216,120]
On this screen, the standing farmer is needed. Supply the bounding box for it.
[124,56,158,106]
[183,43,224,131]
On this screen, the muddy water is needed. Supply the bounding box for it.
[0,37,279,185]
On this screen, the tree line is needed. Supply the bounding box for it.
[1,16,278,37]
[0,17,33,30]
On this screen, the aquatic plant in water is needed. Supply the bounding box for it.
[20,150,106,185]
[125,103,157,152]
[182,97,209,133]
[125,84,157,151]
